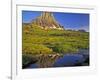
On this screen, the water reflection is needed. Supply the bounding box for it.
[54,54,85,67]
[27,49,89,68]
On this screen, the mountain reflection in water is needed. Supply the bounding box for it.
[26,49,89,68]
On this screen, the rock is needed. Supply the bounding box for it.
[31,12,64,30]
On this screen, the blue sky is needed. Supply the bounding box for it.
[22,11,89,31]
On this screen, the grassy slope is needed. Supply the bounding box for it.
[22,24,89,55]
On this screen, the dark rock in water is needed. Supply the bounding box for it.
[31,12,64,30]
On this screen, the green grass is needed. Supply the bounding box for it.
[22,24,89,55]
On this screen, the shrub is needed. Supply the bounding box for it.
[52,43,78,54]
[22,44,53,55]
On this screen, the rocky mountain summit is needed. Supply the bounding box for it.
[31,12,64,30]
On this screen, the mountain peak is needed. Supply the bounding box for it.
[31,12,64,30]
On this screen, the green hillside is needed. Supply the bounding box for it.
[22,24,89,55]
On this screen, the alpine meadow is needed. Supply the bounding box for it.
[22,11,89,69]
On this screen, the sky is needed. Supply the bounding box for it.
[22,11,89,32]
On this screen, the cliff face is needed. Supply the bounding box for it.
[31,12,64,30]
